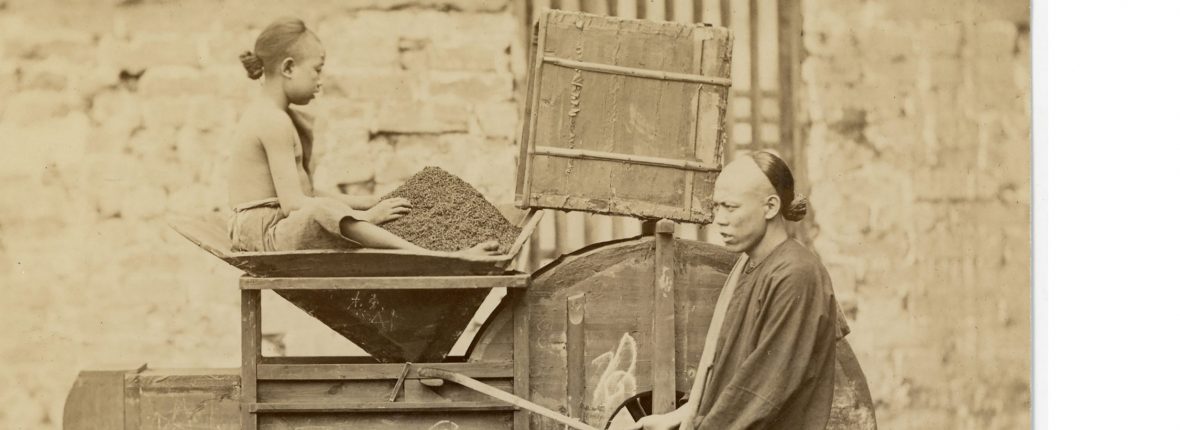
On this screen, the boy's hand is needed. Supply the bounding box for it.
[362,198,411,225]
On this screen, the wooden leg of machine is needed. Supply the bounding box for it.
[652,219,678,413]
[241,289,261,430]
[566,293,586,421]
[512,288,531,430]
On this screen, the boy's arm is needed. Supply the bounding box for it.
[257,113,336,216]
[313,189,379,210]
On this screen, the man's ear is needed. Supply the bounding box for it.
[763,194,782,221]
[280,57,296,78]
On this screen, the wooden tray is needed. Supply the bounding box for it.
[516,10,734,224]
[169,207,543,278]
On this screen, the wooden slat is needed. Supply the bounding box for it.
[543,56,732,86]
[418,367,595,430]
[583,0,608,14]
[240,275,529,291]
[258,413,514,429]
[249,401,515,413]
[511,289,531,430]
[241,290,262,430]
[123,372,141,430]
[519,8,550,208]
[651,220,677,413]
[533,145,722,172]
[566,293,586,420]
[256,378,515,403]
[673,0,694,23]
[719,0,730,27]
[643,0,665,20]
[504,209,545,267]
[260,356,379,365]
[528,194,713,224]
[616,0,637,19]
[256,362,513,381]
[63,371,126,429]
[748,0,761,150]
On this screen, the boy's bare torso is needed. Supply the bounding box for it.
[227,101,315,207]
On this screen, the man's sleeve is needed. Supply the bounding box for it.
[696,270,824,429]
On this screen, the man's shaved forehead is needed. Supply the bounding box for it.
[717,155,775,198]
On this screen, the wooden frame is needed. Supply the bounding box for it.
[515,10,734,225]
[239,276,531,430]
[168,208,544,278]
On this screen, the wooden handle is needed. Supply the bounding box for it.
[417,367,598,430]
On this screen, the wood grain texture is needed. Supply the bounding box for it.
[526,236,877,429]
[63,370,125,430]
[242,289,262,430]
[169,211,542,278]
[566,293,586,419]
[516,10,733,224]
[257,362,513,381]
[651,220,678,414]
[64,369,240,430]
[240,275,530,290]
[511,288,532,430]
[258,413,512,430]
[271,287,491,363]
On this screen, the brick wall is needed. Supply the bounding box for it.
[799,0,1031,428]
[0,0,1030,428]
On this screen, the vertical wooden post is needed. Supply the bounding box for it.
[512,288,532,430]
[778,0,813,244]
[566,293,586,420]
[748,0,762,151]
[122,371,141,430]
[652,219,677,413]
[240,287,261,430]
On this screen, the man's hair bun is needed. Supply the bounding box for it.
[239,51,264,80]
[783,196,808,222]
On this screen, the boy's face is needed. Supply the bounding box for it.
[284,37,325,106]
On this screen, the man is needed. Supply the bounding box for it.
[631,151,849,429]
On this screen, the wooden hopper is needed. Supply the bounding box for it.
[169,207,542,362]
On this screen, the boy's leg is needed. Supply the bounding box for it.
[338,218,425,251]
[270,198,424,251]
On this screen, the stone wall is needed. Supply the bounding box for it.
[0,1,518,427]
[0,0,1030,428]
[800,0,1031,428]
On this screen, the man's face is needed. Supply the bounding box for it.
[712,158,774,254]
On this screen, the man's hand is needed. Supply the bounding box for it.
[360,197,411,225]
[620,408,687,430]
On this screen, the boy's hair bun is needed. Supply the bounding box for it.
[239,50,264,80]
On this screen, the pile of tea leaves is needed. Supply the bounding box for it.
[379,166,520,253]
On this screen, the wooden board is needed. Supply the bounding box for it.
[516,11,733,224]
[525,237,877,429]
[64,367,521,429]
[167,209,542,278]
[63,368,241,430]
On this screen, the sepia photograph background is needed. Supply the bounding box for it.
[0,0,1030,428]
